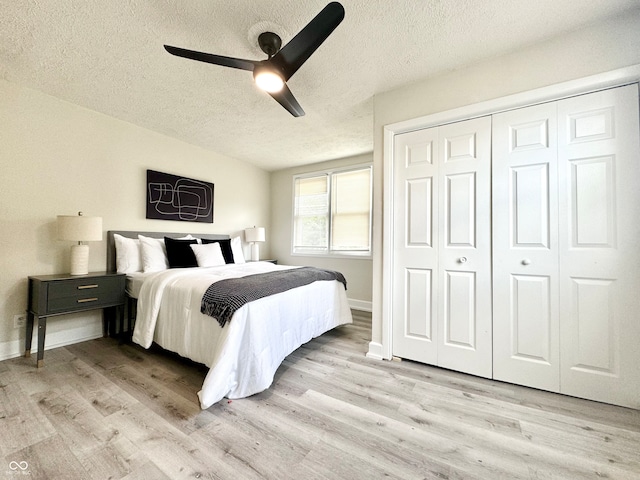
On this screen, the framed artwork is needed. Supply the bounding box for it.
[146,169,214,223]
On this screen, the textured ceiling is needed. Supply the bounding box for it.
[2,0,639,171]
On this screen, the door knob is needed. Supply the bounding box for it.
[459,257,468,263]
[522,259,531,265]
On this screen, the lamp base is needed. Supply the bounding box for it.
[70,244,90,275]
[251,242,260,262]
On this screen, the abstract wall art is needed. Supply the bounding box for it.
[146,169,214,223]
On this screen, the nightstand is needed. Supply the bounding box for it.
[26,271,125,367]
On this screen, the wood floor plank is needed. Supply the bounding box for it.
[290,388,529,479]
[103,363,217,435]
[191,404,316,480]
[396,395,637,479]
[119,460,172,480]
[106,402,228,479]
[32,385,148,480]
[0,370,58,458]
[254,388,470,479]
[409,373,640,442]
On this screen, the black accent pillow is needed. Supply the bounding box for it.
[164,237,198,268]
[202,238,234,264]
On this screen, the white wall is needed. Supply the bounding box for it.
[370,10,640,352]
[270,153,373,311]
[0,80,271,360]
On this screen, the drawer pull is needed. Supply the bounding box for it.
[77,297,98,303]
[77,284,99,290]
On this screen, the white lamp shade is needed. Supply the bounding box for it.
[57,214,103,242]
[244,227,265,243]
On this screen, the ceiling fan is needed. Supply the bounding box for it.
[164,2,345,117]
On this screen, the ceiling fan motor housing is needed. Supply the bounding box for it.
[258,32,282,57]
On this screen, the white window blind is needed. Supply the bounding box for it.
[331,168,371,251]
[293,165,372,256]
[293,175,329,252]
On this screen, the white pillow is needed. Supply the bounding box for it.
[190,242,226,267]
[138,235,168,272]
[114,234,142,273]
[230,236,245,264]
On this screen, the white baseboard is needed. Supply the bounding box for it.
[0,319,103,362]
[348,298,372,312]
[366,341,385,360]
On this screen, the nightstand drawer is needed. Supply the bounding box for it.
[48,275,121,299]
[47,289,122,314]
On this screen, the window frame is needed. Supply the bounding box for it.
[291,163,373,258]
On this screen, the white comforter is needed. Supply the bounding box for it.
[131,262,352,409]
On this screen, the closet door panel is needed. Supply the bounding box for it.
[492,103,560,391]
[437,117,492,378]
[510,274,553,363]
[392,128,439,364]
[568,278,616,372]
[511,163,551,247]
[405,268,434,339]
[407,178,433,245]
[443,270,476,347]
[558,85,640,409]
[570,157,615,248]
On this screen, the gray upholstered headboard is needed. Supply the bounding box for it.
[107,230,230,272]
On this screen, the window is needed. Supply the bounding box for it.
[293,165,372,256]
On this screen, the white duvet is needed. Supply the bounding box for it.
[131,262,352,409]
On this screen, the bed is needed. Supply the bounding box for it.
[106,230,352,409]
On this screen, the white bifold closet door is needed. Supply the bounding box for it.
[493,84,640,408]
[557,85,640,408]
[392,116,492,378]
[492,102,561,391]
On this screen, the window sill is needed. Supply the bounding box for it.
[291,252,372,260]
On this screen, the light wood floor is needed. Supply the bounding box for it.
[1,311,639,479]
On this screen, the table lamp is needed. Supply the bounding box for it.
[57,212,103,275]
[244,226,265,261]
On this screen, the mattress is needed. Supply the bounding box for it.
[125,271,150,299]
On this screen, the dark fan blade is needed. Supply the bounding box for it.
[164,45,256,71]
[270,2,344,80]
[268,84,305,117]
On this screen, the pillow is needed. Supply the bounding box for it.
[114,234,142,273]
[230,236,246,264]
[202,238,234,264]
[138,235,169,272]
[190,242,226,267]
[165,237,198,268]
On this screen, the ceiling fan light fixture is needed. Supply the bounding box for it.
[254,69,284,93]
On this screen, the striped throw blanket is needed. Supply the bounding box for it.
[201,267,347,327]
